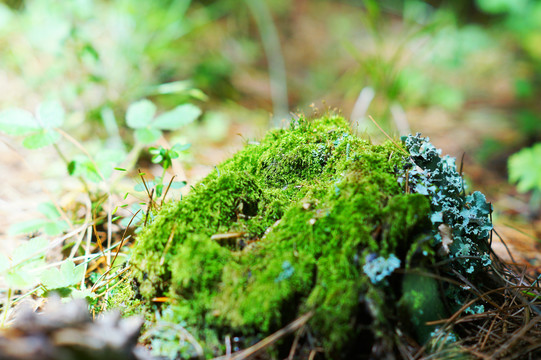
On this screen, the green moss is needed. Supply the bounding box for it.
[106,279,147,319]
[130,114,434,358]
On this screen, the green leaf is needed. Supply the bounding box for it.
[40,268,64,289]
[135,127,161,144]
[0,108,39,135]
[152,104,201,130]
[151,154,164,164]
[509,143,541,193]
[95,148,127,179]
[38,202,61,220]
[149,146,161,155]
[156,183,164,198]
[42,220,69,236]
[37,100,65,128]
[134,180,155,192]
[70,288,94,300]
[8,219,52,236]
[475,0,528,14]
[126,99,156,129]
[172,143,191,152]
[6,270,38,289]
[40,260,84,290]
[61,260,85,286]
[68,156,102,183]
[11,238,49,264]
[22,129,60,149]
[149,80,191,95]
[170,181,187,189]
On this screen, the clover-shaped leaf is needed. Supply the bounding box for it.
[126,99,156,128]
[0,101,64,149]
[135,127,161,144]
[37,100,65,128]
[126,99,201,144]
[0,108,38,135]
[0,238,48,289]
[153,104,201,130]
[40,260,85,290]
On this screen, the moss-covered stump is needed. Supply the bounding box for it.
[127,115,492,359]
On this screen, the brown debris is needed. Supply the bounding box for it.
[0,297,150,360]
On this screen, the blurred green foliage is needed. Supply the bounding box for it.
[509,144,541,208]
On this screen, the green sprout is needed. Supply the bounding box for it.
[146,144,189,199]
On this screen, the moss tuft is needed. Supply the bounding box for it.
[130,114,434,358]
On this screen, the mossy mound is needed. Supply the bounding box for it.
[129,115,444,358]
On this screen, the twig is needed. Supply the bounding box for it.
[212,311,314,360]
[368,115,408,155]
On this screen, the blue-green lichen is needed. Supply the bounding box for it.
[397,133,493,342]
[363,253,401,284]
[399,133,493,275]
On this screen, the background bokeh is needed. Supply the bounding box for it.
[0,0,540,265]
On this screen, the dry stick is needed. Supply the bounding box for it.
[161,175,177,206]
[138,169,153,199]
[451,269,503,310]
[72,194,93,289]
[83,221,94,290]
[212,311,314,360]
[492,228,518,265]
[110,209,141,270]
[491,316,541,358]
[287,324,306,360]
[92,222,106,254]
[144,188,154,227]
[480,308,502,350]
[368,115,408,155]
[106,193,114,269]
[463,347,494,360]
[160,224,177,267]
[426,284,540,329]
[69,195,93,260]
[93,268,132,298]
[507,342,541,360]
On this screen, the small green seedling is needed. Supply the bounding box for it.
[140,144,189,199]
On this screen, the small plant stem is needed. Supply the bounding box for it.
[52,141,90,193]
[1,288,12,327]
[106,194,113,268]
[69,196,92,260]
[82,214,93,290]
[161,175,176,207]
[110,209,141,270]
[56,128,107,182]
[159,165,168,199]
